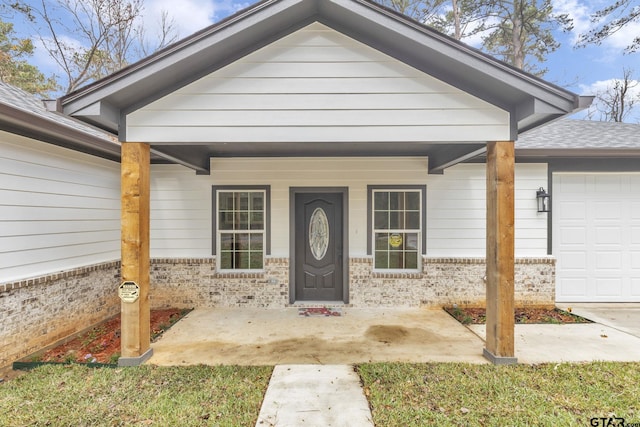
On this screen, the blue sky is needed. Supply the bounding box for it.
[10,0,640,122]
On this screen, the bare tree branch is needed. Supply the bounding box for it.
[590,68,640,122]
[14,0,177,94]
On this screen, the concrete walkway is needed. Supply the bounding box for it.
[556,303,640,338]
[467,304,640,364]
[255,365,373,427]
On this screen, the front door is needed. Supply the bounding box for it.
[294,192,344,301]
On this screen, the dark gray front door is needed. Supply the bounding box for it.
[295,192,343,301]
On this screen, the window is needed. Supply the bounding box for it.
[369,187,425,270]
[213,187,270,270]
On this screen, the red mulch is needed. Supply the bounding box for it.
[37,308,189,364]
[444,306,591,325]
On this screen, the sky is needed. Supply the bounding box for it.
[8,0,640,122]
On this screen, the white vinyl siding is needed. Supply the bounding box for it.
[0,132,120,282]
[426,163,549,257]
[150,170,211,258]
[149,159,548,259]
[127,22,510,144]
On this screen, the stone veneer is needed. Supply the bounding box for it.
[350,257,555,308]
[0,261,121,370]
[150,256,554,309]
[150,257,289,309]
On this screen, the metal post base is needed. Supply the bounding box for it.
[483,348,518,365]
[118,348,154,367]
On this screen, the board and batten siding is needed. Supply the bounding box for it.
[126,22,510,144]
[0,132,121,283]
[149,159,549,259]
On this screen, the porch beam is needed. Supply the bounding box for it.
[119,142,153,366]
[484,140,517,364]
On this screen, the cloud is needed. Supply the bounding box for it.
[552,0,592,45]
[604,20,640,51]
[460,16,500,48]
[579,77,640,122]
[142,0,215,40]
[139,0,259,42]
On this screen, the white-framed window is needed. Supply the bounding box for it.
[213,187,270,271]
[370,187,424,271]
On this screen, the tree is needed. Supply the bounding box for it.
[15,0,178,94]
[376,0,570,75]
[588,68,640,122]
[0,19,57,96]
[427,0,496,41]
[578,0,640,53]
[481,0,571,75]
[377,0,448,25]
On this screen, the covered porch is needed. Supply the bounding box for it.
[58,0,590,366]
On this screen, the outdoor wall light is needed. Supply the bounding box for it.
[536,187,550,213]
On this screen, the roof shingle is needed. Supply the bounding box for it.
[517,119,640,150]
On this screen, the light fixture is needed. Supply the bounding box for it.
[536,187,550,213]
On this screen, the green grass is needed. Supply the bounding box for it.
[0,364,272,427]
[358,362,640,426]
[3,362,639,426]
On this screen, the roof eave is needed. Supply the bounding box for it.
[0,101,121,161]
[59,0,587,138]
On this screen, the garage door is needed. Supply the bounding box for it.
[554,173,640,302]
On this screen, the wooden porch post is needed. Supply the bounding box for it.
[484,141,517,364]
[119,142,152,366]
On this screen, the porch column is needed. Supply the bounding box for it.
[484,141,517,364]
[119,142,152,366]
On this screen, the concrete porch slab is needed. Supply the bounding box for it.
[147,307,488,366]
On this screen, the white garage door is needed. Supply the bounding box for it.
[554,173,640,302]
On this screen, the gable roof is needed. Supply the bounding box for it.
[60,0,590,137]
[516,119,640,157]
[0,82,121,161]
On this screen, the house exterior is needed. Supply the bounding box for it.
[0,82,122,370]
[1,0,607,367]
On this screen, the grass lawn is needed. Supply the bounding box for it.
[2,362,639,426]
[0,364,272,427]
[358,362,640,426]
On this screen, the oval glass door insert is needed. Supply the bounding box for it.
[309,207,329,260]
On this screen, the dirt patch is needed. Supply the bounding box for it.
[444,306,592,325]
[366,325,409,343]
[31,308,191,365]
[365,325,442,344]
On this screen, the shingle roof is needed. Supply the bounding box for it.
[517,119,640,150]
[0,82,116,143]
[0,82,122,160]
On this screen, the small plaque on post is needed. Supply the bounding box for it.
[119,281,140,303]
